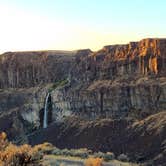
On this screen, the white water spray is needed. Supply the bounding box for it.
[43,93,50,128]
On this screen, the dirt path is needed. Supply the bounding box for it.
[42,155,139,166]
[51,158,84,166]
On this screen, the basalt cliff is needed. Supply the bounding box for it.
[0,38,166,165]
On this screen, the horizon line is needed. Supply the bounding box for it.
[0,37,166,55]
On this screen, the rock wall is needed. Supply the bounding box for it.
[0,39,165,89]
[71,38,166,83]
[0,38,165,136]
[50,38,166,119]
[0,51,75,88]
[49,77,166,120]
[0,86,50,140]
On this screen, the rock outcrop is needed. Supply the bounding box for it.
[0,50,75,88]
[51,38,166,119]
[51,77,165,119]
[0,38,165,139]
[72,38,166,83]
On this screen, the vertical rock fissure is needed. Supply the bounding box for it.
[100,91,104,114]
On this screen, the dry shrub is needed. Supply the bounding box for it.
[103,152,115,161]
[0,143,42,166]
[93,151,114,161]
[0,132,43,166]
[84,157,103,166]
[52,148,90,159]
[70,148,89,158]
[0,132,8,150]
[0,132,7,140]
[117,153,129,162]
[34,142,55,154]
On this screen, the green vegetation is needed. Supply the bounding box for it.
[117,154,129,162]
[49,78,68,92]
[52,79,68,89]
[93,151,115,161]
[52,148,91,159]
[51,148,116,162]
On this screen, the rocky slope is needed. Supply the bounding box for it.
[28,111,166,166]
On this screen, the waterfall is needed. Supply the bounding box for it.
[43,93,50,128]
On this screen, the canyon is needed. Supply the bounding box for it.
[0,38,165,165]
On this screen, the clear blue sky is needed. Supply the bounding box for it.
[0,0,165,53]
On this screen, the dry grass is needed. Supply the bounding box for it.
[84,157,103,166]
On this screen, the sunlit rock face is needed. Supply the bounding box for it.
[72,38,166,83]
[0,39,165,89]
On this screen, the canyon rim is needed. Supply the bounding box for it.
[0,38,165,165]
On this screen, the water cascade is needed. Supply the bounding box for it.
[43,93,50,128]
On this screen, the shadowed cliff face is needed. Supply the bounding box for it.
[0,50,76,88]
[52,77,165,119]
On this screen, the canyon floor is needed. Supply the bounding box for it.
[42,155,138,166]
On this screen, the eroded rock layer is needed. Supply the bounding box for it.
[72,38,166,83]
[56,38,166,119]
[0,38,165,138]
[0,51,75,88]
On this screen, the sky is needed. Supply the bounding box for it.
[0,0,165,53]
